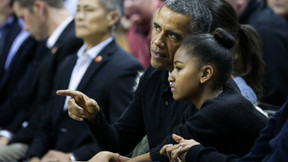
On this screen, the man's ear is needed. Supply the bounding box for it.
[34,0,47,19]
[107,11,119,28]
[200,65,213,84]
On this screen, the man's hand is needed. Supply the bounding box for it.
[40,150,70,162]
[29,157,40,162]
[56,90,100,122]
[160,134,200,162]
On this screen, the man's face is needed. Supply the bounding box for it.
[13,1,47,40]
[150,5,191,71]
[225,0,250,17]
[75,0,112,43]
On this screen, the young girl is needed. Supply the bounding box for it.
[158,28,267,160]
[168,29,235,110]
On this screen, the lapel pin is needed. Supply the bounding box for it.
[94,56,103,62]
[51,47,58,54]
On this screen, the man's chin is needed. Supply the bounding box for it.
[151,60,164,69]
[151,60,173,71]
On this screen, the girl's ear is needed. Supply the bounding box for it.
[200,65,213,84]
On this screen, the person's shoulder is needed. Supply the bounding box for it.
[110,44,143,69]
[56,52,77,69]
[132,65,169,93]
[142,65,168,80]
[252,6,288,29]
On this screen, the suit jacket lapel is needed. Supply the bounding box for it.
[50,20,75,56]
[76,41,116,92]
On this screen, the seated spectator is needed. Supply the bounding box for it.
[226,0,288,107]
[203,0,264,105]
[0,0,15,68]
[232,25,264,105]
[0,0,39,127]
[161,99,288,162]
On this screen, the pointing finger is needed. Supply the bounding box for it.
[56,90,84,98]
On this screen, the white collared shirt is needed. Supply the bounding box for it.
[46,16,74,49]
[63,37,113,110]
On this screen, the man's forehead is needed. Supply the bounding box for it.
[155,5,190,32]
[78,0,102,7]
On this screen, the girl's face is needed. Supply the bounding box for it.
[168,47,202,101]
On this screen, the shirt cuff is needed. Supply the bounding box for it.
[150,144,169,161]
[0,130,14,140]
[70,153,77,161]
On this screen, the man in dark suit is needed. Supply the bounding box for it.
[1,0,142,161]
[0,0,16,78]
[0,16,22,82]
[0,0,38,127]
[0,0,83,161]
[0,35,39,127]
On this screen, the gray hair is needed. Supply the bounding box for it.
[98,0,123,32]
[163,0,212,34]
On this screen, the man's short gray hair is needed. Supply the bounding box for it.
[98,0,123,31]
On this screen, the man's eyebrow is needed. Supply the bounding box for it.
[153,22,160,28]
